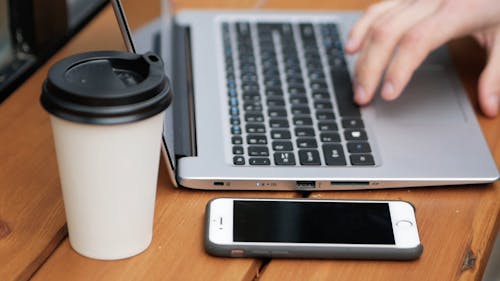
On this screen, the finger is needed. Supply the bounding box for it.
[478,30,500,117]
[345,0,401,54]
[381,8,472,101]
[353,1,440,105]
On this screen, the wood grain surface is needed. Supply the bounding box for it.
[0,1,498,281]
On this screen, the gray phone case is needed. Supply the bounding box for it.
[204,198,423,260]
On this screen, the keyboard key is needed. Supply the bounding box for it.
[270,119,289,129]
[311,82,328,91]
[287,77,304,85]
[290,97,308,105]
[299,150,321,165]
[344,129,368,141]
[248,146,269,156]
[230,116,240,125]
[229,107,239,116]
[241,73,258,82]
[226,72,235,81]
[288,86,306,95]
[233,146,244,155]
[232,136,243,145]
[267,98,286,107]
[285,59,300,68]
[318,122,338,131]
[271,130,292,139]
[297,138,318,148]
[264,79,282,88]
[241,64,256,72]
[312,90,330,100]
[293,117,313,126]
[227,79,236,88]
[300,23,315,38]
[242,92,261,102]
[309,71,325,80]
[295,127,315,137]
[320,132,341,143]
[273,141,293,151]
[233,156,245,165]
[291,106,311,115]
[350,154,375,166]
[305,52,321,60]
[314,101,333,110]
[274,152,296,165]
[322,144,347,166]
[228,88,237,97]
[243,102,262,112]
[247,135,268,145]
[242,83,259,92]
[249,157,271,165]
[231,125,242,135]
[241,56,256,65]
[265,86,282,94]
[341,118,364,129]
[246,124,266,134]
[285,68,302,77]
[236,22,251,36]
[266,89,283,97]
[245,113,264,122]
[316,111,335,121]
[330,69,360,117]
[347,142,372,153]
[229,97,238,106]
[328,57,346,69]
[268,109,287,118]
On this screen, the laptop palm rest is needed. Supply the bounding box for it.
[372,68,466,125]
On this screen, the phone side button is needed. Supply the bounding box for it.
[230,249,245,256]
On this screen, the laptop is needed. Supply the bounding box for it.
[111,0,499,191]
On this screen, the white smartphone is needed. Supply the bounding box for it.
[205,198,423,260]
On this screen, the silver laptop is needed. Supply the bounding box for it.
[112,0,499,191]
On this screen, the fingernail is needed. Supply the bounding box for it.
[345,38,358,51]
[489,94,499,106]
[381,81,395,100]
[489,94,499,113]
[354,84,366,104]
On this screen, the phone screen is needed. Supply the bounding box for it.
[233,200,395,244]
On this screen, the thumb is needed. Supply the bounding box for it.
[478,28,500,118]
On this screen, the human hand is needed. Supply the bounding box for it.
[345,0,500,117]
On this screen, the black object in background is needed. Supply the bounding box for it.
[0,0,107,103]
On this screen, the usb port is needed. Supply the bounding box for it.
[213,182,225,186]
[296,181,316,188]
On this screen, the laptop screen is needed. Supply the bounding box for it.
[112,0,177,171]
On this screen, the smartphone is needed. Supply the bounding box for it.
[205,198,423,260]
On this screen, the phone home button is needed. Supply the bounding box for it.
[396,220,413,228]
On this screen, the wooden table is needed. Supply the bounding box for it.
[1,1,498,280]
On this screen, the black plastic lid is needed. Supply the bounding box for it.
[41,51,172,125]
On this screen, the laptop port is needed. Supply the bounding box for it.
[213,181,225,186]
[330,181,370,186]
[296,181,316,188]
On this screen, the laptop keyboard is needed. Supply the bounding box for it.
[222,21,375,167]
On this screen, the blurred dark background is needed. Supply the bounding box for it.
[0,0,107,103]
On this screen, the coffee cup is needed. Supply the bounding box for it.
[41,51,172,260]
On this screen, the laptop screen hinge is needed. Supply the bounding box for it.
[173,25,197,158]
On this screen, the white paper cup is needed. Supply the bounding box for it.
[50,112,164,259]
[41,51,172,260]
